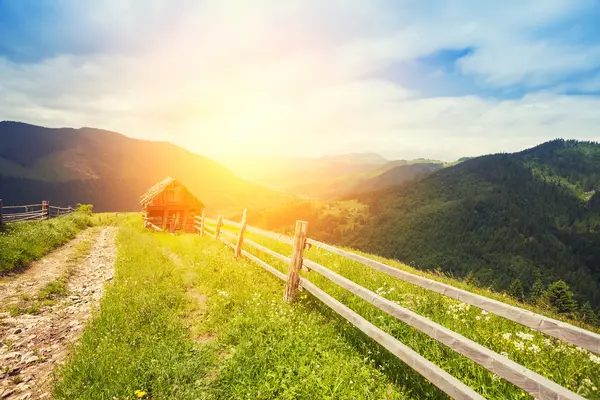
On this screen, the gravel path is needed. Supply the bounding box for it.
[0,227,117,399]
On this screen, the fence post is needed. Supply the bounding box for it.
[0,199,3,227]
[199,210,205,237]
[284,220,308,302]
[215,215,223,238]
[42,201,49,220]
[235,209,247,259]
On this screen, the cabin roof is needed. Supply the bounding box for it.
[140,176,176,205]
[140,176,202,206]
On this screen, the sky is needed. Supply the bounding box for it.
[1,0,600,162]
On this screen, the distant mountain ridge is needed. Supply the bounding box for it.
[225,153,448,199]
[0,121,290,213]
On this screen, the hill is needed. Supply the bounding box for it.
[347,162,444,194]
[346,139,600,309]
[0,121,290,213]
[224,153,445,199]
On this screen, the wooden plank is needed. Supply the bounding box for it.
[4,211,45,219]
[303,259,584,400]
[235,210,247,259]
[241,249,287,281]
[215,215,223,238]
[244,239,290,264]
[245,225,293,245]
[7,214,46,223]
[306,238,600,355]
[220,229,237,240]
[222,218,242,228]
[147,222,163,232]
[2,211,43,218]
[203,217,218,224]
[284,221,308,302]
[199,210,205,237]
[204,225,216,234]
[298,277,485,400]
[2,204,42,209]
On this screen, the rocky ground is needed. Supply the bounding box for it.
[0,227,117,399]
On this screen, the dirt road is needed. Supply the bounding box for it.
[0,227,117,399]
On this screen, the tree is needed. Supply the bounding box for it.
[545,280,578,314]
[508,279,524,301]
[529,279,545,303]
[580,301,598,325]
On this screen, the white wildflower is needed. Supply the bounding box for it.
[500,351,509,357]
[590,354,600,364]
[516,331,534,341]
[485,316,491,321]
[502,333,512,340]
[542,339,552,346]
[475,316,481,321]
[514,341,525,351]
[528,344,541,354]
[217,290,229,298]
[481,310,489,315]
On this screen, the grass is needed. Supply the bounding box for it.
[54,217,600,399]
[227,222,600,399]
[0,212,93,274]
[54,218,416,399]
[2,238,94,316]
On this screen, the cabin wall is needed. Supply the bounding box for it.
[142,182,203,232]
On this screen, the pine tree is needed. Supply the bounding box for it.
[529,279,545,303]
[508,279,525,301]
[545,280,578,314]
[580,301,598,325]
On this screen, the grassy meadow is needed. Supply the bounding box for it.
[0,212,93,274]
[54,217,414,399]
[54,216,600,399]
[221,220,600,399]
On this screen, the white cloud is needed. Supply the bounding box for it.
[1,0,600,162]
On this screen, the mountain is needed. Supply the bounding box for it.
[224,153,445,199]
[345,139,600,309]
[346,162,444,194]
[0,121,291,213]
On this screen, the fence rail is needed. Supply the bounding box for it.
[182,210,600,400]
[0,199,75,226]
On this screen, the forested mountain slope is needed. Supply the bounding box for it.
[347,162,444,194]
[347,140,600,309]
[0,121,289,213]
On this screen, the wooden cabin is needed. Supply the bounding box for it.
[140,177,204,233]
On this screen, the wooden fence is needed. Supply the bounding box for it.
[0,199,75,226]
[190,211,599,400]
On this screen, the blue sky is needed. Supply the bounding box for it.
[1,0,600,161]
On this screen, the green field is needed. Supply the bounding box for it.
[0,212,93,274]
[54,217,600,399]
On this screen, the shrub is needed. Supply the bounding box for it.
[544,280,578,314]
[529,279,545,303]
[508,278,524,301]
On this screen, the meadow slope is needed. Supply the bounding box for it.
[55,217,600,399]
